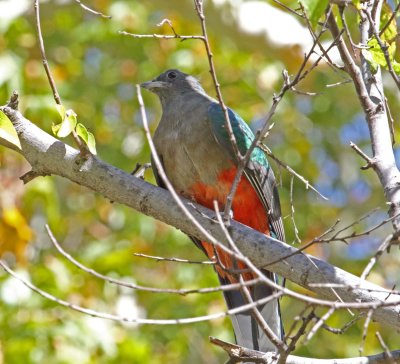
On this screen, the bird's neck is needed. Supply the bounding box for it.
[160,91,213,125]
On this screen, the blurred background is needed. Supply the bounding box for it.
[0,0,399,363]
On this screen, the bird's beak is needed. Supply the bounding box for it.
[140,80,167,91]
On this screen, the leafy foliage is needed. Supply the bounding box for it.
[53,105,96,154]
[301,0,329,26]
[363,3,400,75]
[76,123,96,155]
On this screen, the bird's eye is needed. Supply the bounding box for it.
[167,71,177,79]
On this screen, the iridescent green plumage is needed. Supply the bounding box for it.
[208,102,284,242]
[208,103,269,167]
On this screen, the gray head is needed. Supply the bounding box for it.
[141,69,206,105]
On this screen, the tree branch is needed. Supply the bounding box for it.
[328,6,400,233]
[1,101,400,330]
[210,337,400,364]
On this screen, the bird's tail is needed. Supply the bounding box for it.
[220,271,283,354]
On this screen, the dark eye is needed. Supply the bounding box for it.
[167,71,177,79]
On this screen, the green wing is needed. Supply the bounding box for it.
[208,102,285,242]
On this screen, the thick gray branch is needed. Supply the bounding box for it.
[1,105,400,330]
[329,8,400,232]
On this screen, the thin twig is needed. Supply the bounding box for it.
[359,309,373,356]
[0,259,281,325]
[303,306,336,344]
[379,2,400,36]
[259,144,328,200]
[131,162,151,179]
[239,277,287,354]
[289,176,301,243]
[284,306,315,355]
[308,283,400,296]
[256,208,397,273]
[320,314,361,334]
[192,0,242,219]
[119,30,204,41]
[360,234,393,281]
[223,12,339,219]
[385,97,395,146]
[320,209,399,244]
[133,252,214,265]
[34,0,61,104]
[339,5,358,56]
[46,224,262,296]
[74,0,111,18]
[350,141,375,170]
[213,202,287,354]
[34,0,85,151]
[326,79,352,88]
[301,3,336,66]
[327,12,373,112]
[375,331,395,364]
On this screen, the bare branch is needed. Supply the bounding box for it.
[239,277,287,354]
[0,259,281,325]
[34,0,87,152]
[74,0,111,18]
[350,141,375,170]
[210,336,400,364]
[303,306,336,344]
[34,0,61,105]
[360,234,394,281]
[375,331,395,364]
[284,306,315,355]
[259,144,328,200]
[359,309,373,355]
[379,2,400,36]
[2,103,400,327]
[289,176,301,243]
[133,252,214,265]
[119,30,204,41]
[329,5,400,233]
[47,224,250,296]
[223,13,341,219]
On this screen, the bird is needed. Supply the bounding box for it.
[141,69,285,353]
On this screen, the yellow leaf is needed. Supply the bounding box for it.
[0,207,33,264]
[0,110,21,150]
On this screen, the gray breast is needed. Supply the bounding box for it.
[153,93,232,195]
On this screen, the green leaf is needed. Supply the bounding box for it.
[52,123,61,135]
[362,46,379,74]
[56,104,66,121]
[393,60,400,75]
[353,0,361,10]
[76,123,97,155]
[56,109,77,138]
[367,38,387,67]
[381,3,397,43]
[365,37,400,75]
[0,110,21,149]
[301,0,329,27]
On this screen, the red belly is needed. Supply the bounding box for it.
[189,166,269,281]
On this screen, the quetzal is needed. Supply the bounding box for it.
[141,69,285,352]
